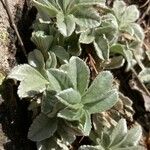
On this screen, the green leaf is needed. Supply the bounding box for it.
[37,137,60,150]
[58,108,84,121]
[79,145,104,150]
[138,68,150,83]
[121,5,139,25]
[114,147,140,150]
[82,71,114,104]
[110,119,127,147]
[31,31,53,52]
[45,52,57,69]
[57,0,71,11]
[51,45,70,62]
[75,0,106,6]
[118,125,142,147]
[57,88,81,105]
[32,0,59,18]
[41,91,58,115]
[28,113,57,141]
[79,29,95,44]
[8,64,49,98]
[65,33,81,56]
[28,49,45,69]
[61,57,90,95]
[131,23,145,41]
[123,49,134,71]
[85,89,118,114]
[110,44,125,55]
[110,44,134,71]
[105,56,125,69]
[73,6,101,28]
[112,0,126,20]
[57,13,76,37]
[81,111,92,136]
[48,69,74,90]
[58,121,76,144]
[94,35,110,60]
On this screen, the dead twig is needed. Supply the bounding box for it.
[131,68,150,98]
[1,0,27,57]
[88,53,98,75]
[138,1,150,24]
[140,0,150,8]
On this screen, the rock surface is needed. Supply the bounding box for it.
[0,0,24,149]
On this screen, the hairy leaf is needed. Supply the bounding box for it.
[73,7,101,28]
[48,69,74,90]
[82,71,114,104]
[110,119,127,147]
[75,0,106,6]
[84,90,118,114]
[57,13,76,37]
[57,88,81,105]
[138,68,150,83]
[31,31,53,52]
[28,49,45,69]
[58,108,84,121]
[61,57,90,95]
[8,64,49,98]
[45,52,57,69]
[94,35,109,60]
[32,0,59,18]
[28,113,57,141]
[51,45,69,62]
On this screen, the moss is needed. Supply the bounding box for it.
[0,30,9,45]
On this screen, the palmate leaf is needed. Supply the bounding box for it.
[31,31,53,52]
[37,137,69,150]
[51,45,70,62]
[117,126,142,148]
[33,0,102,37]
[32,0,59,18]
[73,6,101,28]
[75,0,106,6]
[79,29,95,44]
[28,113,58,141]
[84,90,118,114]
[8,64,49,98]
[37,137,60,150]
[28,49,45,69]
[61,57,90,95]
[56,65,118,135]
[80,111,92,136]
[82,71,114,104]
[58,108,84,121]
[79,145,104,150]
[112,0,126,20]
[94,35,109,60]
[104,56,125,70]
[109,119,127,147]
[120,5,139,27]
[113,0,140,30]
[45,52,57,69]
[48,69,74,90]
[81,119,142,150]
[57,88,81,105]
[138,68,150,83]
[130,23,145,41]
[65,33,82,56]
[56,13,76,37]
